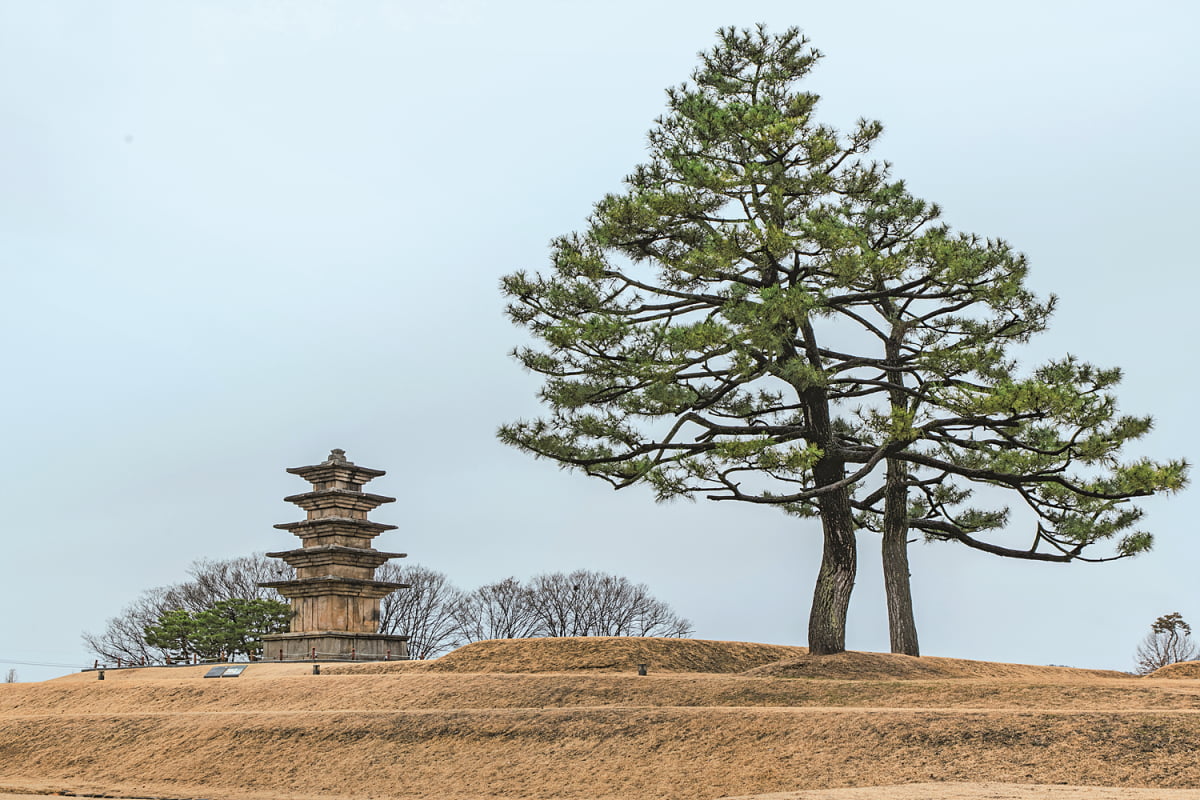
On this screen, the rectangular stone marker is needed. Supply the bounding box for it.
[203,665,247,678]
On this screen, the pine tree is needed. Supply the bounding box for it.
[500,25,1186,655]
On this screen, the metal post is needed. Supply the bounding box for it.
[313,664,321,675]
[97,670,105,681]
[351,647,356,661]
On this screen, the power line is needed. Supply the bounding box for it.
[0,657,82,669]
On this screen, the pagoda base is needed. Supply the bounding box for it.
[261,631,409,661]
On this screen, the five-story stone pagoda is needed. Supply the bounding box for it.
[260,449,409,660]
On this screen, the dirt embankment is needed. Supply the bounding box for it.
[5,638,1200,800]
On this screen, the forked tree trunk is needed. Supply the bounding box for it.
[882,457,919,656]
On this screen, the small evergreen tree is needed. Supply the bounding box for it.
[194,598,292,660]
[142,609,201,662]
[142,598,290,662]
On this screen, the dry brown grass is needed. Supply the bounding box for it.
[5,638,1200,800]
[1148,660,1200,679]
[411,636,806,674]
[744,651,1129,681]
[724,785,1200,799]
[9,671,1200,715]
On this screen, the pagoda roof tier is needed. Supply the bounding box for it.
[262,576,410,600]
[273,517,398,534]
[266,545,408,569]
[283,488,396,513]
[287,448,386,483]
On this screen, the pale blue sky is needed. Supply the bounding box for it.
[3,0,1197,681]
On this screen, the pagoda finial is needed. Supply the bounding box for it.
[327,448,349,464]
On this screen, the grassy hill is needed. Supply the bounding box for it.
[4,638,1200,800]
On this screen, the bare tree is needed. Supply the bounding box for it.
[1135,612,1198,675]
[377,563,465,659]
[455,577,540,642]
[524,570,693,638]
[172,555,292,610]
[82,553,294,664]
[524,571,584,637]
[84,555,692,664]
[83,590,166,664]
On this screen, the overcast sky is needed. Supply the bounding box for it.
[3,1,1198,681]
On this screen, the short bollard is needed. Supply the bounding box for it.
[637,663,648,676]
[97,670,105,681]
[313,664,321,676]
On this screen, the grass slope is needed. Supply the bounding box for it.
[331,637,806,674]
[3,638,1200,800]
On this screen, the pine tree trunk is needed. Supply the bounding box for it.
[807,454,857,656]
[882,457,919,656]
[796,326,857,657]
[880,330,920,657]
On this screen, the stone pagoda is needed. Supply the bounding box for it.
[260,449,410,660]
